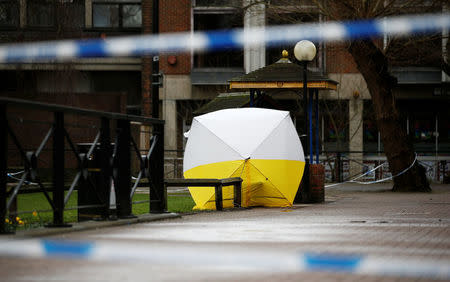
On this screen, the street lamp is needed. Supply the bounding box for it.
[294,40,317,62]
[294,40,316,162]
[294,40,316,203]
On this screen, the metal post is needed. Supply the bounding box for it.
[152,56,160,118]
[100,117,112,219]
[296,61,310,203]
[214,184,223,211]
[442,160,447,184]
[250,89,255,107]
[303,62,308,160]
[336,152,342,183]
[308,89,313,164]
[0,104,7,233]
[152,0,160,118]
[435,114,438,156]
[315,89,320,164]
[234,181,241,208]
[150,123,166,213]
[50,111,70,227]
[256,90,261,106]
[116,119,133,218]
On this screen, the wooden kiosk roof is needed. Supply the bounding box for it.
[229,53,338,90]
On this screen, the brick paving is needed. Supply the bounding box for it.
[0,183,449,281]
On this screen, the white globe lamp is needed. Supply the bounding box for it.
[294,40,317,62]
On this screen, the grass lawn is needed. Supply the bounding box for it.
[132,193,196,214]
[5,191,195,232]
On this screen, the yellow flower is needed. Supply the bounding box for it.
[32,211,38,217]
[18,220,24,225]
[5,219,9,223]
[15,217,20,222]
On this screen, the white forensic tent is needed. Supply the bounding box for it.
[183,108,305,210]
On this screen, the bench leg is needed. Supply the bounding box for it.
[234,182,241,208]
[215,184,223,211]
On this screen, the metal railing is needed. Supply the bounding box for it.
[0,97,166,233]
[163,150,450,184]
[320,151,450,184]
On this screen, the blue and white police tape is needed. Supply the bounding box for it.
[326,153,418,187]
[0,13,449,63]
[0,239,449,279]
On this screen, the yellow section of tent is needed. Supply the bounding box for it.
[184,159,305,210]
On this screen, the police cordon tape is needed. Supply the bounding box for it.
[0,13,449,63]
[0,238,449,279]
[325,153,418,188]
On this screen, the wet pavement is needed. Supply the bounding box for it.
[0,183,449,281]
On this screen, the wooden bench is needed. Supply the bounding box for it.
[164,177,243,211]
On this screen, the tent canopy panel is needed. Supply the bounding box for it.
[251,114,304,161]
[183,119,242,172]
[194,108,290,159]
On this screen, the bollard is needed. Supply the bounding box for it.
[309,164,325,203]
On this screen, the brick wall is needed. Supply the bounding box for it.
[159,0,191,75]
[326,43,359,73]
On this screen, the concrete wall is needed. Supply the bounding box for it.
[326,73,370,100]
[349,97,364,176]
[161,75,192,152]
[244,0,266,73]
[327,73,369,176]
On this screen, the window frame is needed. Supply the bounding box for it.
[193,4,244,69]
[91,0,141,30]
[0,0,20,30]
[26,0,57,30]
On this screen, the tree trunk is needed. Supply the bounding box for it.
[348,40,430,192]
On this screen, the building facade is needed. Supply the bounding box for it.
[1,0,449,182]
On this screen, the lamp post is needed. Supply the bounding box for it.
[294,40,317,164]
[294,40,317,203]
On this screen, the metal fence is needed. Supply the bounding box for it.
[321,152,450,184]
[164,151,450,184]
[0,97,166,234]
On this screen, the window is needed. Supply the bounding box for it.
[363,101,381,153]
[388,34,442,67]
[194,0,241,7]
[410,112,436,153]
[92,0,141,28]
[268,0,315,6]
[27,0,55,28]
[0,0,19,28]
[398,100,444,154]
[193,6,243,68]
[438,111,450,152]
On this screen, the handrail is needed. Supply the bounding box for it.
[0,97,164,125]
[1,97,166,234]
